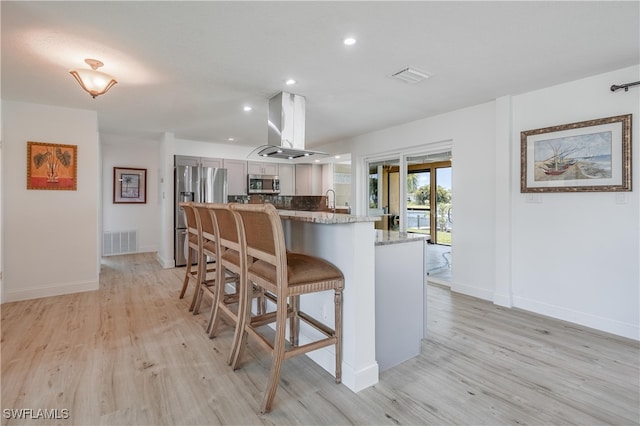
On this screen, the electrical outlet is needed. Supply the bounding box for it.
[525,194,542,204]
[616,193,628,204]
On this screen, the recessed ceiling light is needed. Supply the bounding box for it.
[343,37,356,46]
[227,137,235,141]
[285,79,296,85]
[243,105,252,112]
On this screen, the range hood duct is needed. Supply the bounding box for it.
[257,91,327,160]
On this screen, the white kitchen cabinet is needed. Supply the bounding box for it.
[201,157,223,169]
[295,164,323,195]
[248,161,278,176]
[277,163,295,195]
[176,155,223,169]
[223,159,247,195]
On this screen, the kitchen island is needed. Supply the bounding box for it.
[278,210,381,392]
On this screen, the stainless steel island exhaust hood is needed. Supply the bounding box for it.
[256,91,327,160]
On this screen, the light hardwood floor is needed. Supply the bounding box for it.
[2,253,638,425]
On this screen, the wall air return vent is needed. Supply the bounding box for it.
[390,67,430,84]
[103,230,138,256]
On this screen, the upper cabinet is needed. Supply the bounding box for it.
[223,159,247,196]
[295,164,323,195]
[175,155,223,169]
[278,163,295,196]
[248,161,278,176]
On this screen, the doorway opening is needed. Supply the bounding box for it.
[365,149,452,283]
[405,152,452,283]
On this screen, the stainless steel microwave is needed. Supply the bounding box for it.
[248,174,280,194]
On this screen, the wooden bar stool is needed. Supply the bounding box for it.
[229,202,344,413]
[204,203,248,365]
[178,202,201,312]
[191,203,228,322]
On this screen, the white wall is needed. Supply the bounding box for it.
[327,65,639,340]
[101,134,161,254]
[2,101,100,302]
[509,65,639,339]
[347,102,498,300]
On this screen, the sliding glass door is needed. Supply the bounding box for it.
[405,153,452,245]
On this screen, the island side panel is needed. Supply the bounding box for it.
[282,219,379,392]
[375,238,426,371]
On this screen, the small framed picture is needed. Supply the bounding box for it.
[113,167,147,203]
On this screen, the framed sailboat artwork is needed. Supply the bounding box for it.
[520,114,631,192]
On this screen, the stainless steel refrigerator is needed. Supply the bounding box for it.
[174,155,228,266]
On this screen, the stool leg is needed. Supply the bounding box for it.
[189,251,204,312]
[207,266,227,337]
[334,289,343,383]
[229,273,251,368]
[290,295,300,347]
[179,245,194,299]
[260,300,288,414]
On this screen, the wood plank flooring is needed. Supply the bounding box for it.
[2,253,638,425]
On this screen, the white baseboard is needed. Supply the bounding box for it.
[138,244,158,254]
[513,296,639,341]
[493,292,513,308]
[300,331,379,393]
[451,281,493,301]
[156,252,175,269]
[4,279,99,303]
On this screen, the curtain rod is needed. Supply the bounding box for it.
[610,81,640,92]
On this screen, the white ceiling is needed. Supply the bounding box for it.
[2,1,639,150]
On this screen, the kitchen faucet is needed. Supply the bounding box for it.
[325,189,336,213]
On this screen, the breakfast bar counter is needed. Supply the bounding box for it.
[279,210,381,392]
[277,209,379,224]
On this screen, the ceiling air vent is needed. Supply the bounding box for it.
[390,67,430,84]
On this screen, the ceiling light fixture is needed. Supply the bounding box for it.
[69,58,117,98]
[243,105,252,112]
[285,79,296,85]
[343,37,357,46]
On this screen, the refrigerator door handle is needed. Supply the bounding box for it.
[179,191,194,202]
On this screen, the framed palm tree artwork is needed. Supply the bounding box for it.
[113,167,147,203]
[27,141,78,190]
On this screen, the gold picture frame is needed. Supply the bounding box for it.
[27,141,78,190]
[520,114,632,192]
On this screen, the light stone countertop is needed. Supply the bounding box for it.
[277,209,380,224]
[375,230,430,246]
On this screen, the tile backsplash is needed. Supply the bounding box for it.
[228,195,345,212]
